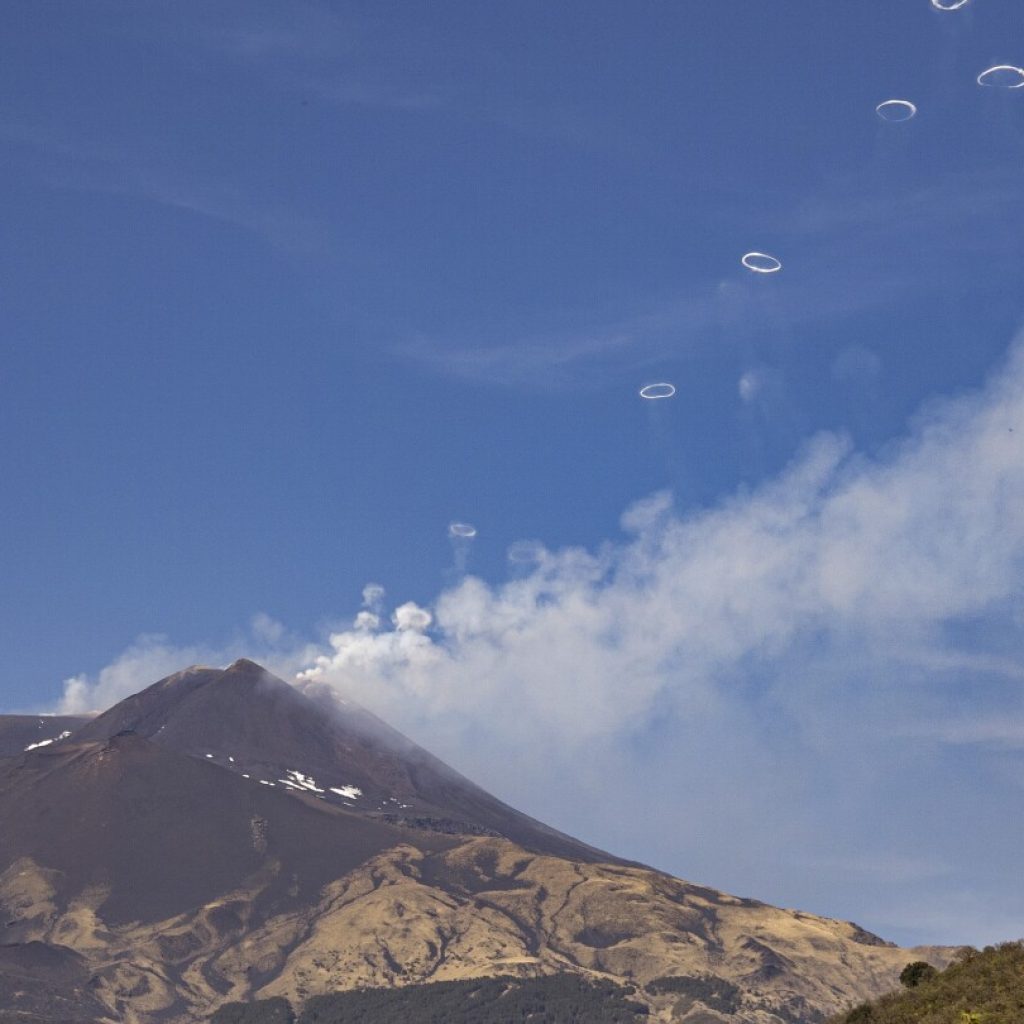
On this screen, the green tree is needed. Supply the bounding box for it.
[899,962,937,989]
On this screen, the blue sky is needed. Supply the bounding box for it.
[3,1,1024,947]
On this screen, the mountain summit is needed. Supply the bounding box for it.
[70,658,614,863]
[0,662,948,1024]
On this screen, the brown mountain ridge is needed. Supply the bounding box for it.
[0,661,949,1024]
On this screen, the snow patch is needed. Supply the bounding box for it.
[283,769,325,794]
[329,785,362,800]
[23,730,72,752]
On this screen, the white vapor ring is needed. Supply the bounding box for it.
[875,99,918,122]
[931,0,969,9]
[741,252,782,274]
[977,65,1024,88]
[448,522,477,538]
[639,383,677,400]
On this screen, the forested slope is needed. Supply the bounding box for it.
[830,942,1024,1024]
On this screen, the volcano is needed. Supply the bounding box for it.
[0,662,948,1024]
[69,658,616,864]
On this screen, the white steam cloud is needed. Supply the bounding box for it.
[447,521,477,576]
[297,338,1024,945]
[60,636,215,715]
[51,338,1024,945]
[738,369,762,402]
[57,617,316,715]
[391,601,433,633]
[304,337,1024,743]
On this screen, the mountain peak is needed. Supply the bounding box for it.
[64,661,618,864]
[224,657,273,677]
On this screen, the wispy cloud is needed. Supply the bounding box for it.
[191,7,606,134]
[786,169,1024,238]
[187,4,446,114]
[58,617,317,715]
[397,327,641,390]
[893,716,1024,748]
[400,171,1024,389]
[0,121,327,254]
[185,1,357,62]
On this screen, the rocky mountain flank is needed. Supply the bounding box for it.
[0,661,948,1024]
[0,714,90,757]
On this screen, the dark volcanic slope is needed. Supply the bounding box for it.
[0,731,444,925]
[0,941,109,1023]
[0,716,90,758]
[71,659,617,864]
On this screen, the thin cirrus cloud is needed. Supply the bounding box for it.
[54,334,1024,944]
[188,3,447,112]
[400,173,1024,390]
[0,121,328,255]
